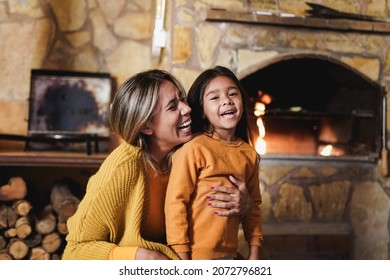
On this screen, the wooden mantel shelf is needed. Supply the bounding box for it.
[0,151,107,168]
[206,9,390,34]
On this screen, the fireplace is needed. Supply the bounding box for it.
[171,3,390,259]
[199,15,390,260]
[241,54,384,160]
[235,54,386,259]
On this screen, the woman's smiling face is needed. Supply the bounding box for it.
[144,80,193,153]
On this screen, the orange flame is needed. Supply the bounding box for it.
[319,144,333,156]
[254,102,266,155]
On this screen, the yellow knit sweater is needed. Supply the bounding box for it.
[62,142,179,260]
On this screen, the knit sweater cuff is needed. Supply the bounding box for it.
[108,246,138,260]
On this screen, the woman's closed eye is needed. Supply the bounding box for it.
[166,99,179,111]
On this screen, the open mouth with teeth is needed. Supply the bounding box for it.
[178,120,192,130]
[221,110,236,117]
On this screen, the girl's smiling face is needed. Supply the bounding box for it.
[202,76,243,141]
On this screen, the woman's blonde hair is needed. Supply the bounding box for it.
[109,69,186,171]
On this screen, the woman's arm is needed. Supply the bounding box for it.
[207,175,253,219]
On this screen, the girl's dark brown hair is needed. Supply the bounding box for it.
[187,66,253,143]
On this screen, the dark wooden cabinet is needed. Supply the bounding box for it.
[0,151,106,167]
[0,151,106,203]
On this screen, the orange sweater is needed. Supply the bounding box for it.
[165,133,263,260]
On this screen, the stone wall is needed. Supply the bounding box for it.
[170,0,390,259]
[0,0,158,138]
[0,0,390,259]
[257,159,390,259]
[2,0,390,139]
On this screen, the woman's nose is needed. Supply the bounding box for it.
[180,101,191,115]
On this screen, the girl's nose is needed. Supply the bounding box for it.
[222,97,233,106]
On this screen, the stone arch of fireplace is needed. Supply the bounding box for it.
[239,53,384,160]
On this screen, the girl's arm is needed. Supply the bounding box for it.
[247,245,261,260]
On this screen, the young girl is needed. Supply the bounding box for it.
[165,66,263,260]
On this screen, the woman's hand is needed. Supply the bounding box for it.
[135,248,170,260]
[207,175,253,219]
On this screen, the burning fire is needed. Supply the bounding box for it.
[255,117,266,155]
[252,90,348,157]
[318,144,345,156]
[254,101,266,155]
[253,90,272,155]
[319,144,333,156]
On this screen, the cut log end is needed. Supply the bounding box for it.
[29,247,50,260]
[13,200,32,216]
[7,238,29,260]
[0,177,27,201]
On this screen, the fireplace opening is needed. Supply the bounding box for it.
[240,55,383,160]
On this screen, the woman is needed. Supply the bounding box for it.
[62,69,252,260]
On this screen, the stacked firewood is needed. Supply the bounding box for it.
[0,177,80,260]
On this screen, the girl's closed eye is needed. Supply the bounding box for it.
[208,94,219,101]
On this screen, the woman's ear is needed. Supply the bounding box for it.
[141,125,153,135]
